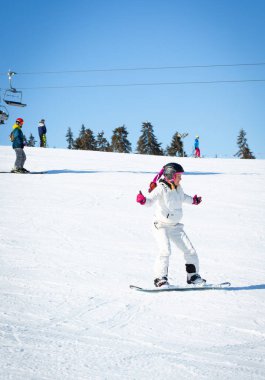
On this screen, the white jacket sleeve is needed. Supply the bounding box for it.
[144,185,164,207]
[183,192,193,205]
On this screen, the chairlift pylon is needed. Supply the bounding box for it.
[3,70,27,107]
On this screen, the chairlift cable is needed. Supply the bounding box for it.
[1,62,265,76]
[18,78,265,90]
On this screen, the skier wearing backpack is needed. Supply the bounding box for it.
[10,118,29,173]
[136,162,205,287]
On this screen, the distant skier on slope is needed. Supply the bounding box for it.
[194,135,200,157]
[136,162,205,288]
[38,119,47,147]
[10,118,29,173]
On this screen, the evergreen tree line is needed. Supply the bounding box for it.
[66,122,187,157]
[66,122,255,159]
[24,133,37,147]
[23,122,256,159]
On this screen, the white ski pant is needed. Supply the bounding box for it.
[153,222,199,279]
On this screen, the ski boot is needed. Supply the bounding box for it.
[11,168,24,173]
[187,273,206,285]
[154,276,169,287]
[21,168,30,173]
[186,264,206,285]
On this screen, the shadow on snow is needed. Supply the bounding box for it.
[43,169,221,175]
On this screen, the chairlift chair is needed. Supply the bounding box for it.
[3,88,26,107]
[0,105,9,124]
[3,70,26,107]
[0,90,9,124]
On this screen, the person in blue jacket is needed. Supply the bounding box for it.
[10,118,29,173]
[194,135,200,158]
[38,119,47,147]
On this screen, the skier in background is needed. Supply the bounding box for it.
[38,119,47,147]
[194,135,200,157]
[10,118,29,173]
[136,162,205,288]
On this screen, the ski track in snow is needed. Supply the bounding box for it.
[0,147,265,379]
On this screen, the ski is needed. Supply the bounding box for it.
[130,282,231,293]
[26,171,47,174]
[0,171,47,174]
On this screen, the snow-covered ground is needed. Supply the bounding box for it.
[0,145,265,380]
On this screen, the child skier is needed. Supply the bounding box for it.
[136,162,205,287]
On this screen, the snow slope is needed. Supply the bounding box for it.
[0,146,265,380]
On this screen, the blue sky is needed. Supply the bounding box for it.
[0,0,265,157]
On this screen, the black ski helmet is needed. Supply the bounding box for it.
[163,162,184,180]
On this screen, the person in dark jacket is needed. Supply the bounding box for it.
[38,119,47,147]
[11,118,29,173]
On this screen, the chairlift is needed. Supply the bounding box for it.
[0,92,9,124]
[0,104,9,124]
[3,71,26,107]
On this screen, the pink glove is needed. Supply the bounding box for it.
[136,191,146,205]
[192,194,202,205]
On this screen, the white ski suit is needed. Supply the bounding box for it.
[144,180,199,279]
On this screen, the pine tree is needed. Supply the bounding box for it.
[66,127,74,149]
[80,124,86,138]
[27,133,37,147]
[73,125,97,150]
[23,134,28,146]
[136,122,163,155]
[83,128,97,150]
[235,129,255,159]
[166,132,186,157]
[111,125,132,153]
[96,131,111,151]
